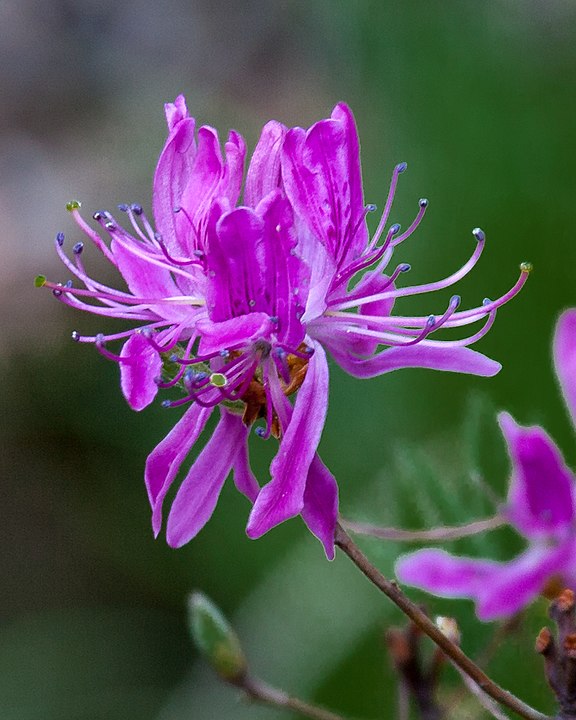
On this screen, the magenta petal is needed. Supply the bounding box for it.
[164,94,189,131]
[396,549,498,598]
[153,114,198,257]
[145,403,213,536]
[300,455,338,560]
[323,342,501,378]
[475,542,573,620]
[246,342,329,539]
[120,333,162,411]
[554,309,576,430]
[166,411,245,548]
[197,313,273,355]
[499,412,575,538]
[245,120,286,208]
[233,439,260,503]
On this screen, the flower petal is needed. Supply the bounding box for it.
[396,543,573,620]
[145,403,213,536]
[119,333,162,411]
[244,120,286,208]
[233,440,260,503]
[300,455,338,560]
[317,340,501,378]
[166,410,245,548]
[197,313,273,355]
[246,341,329,539]
[499,411,575,539]
[554,308,576,430]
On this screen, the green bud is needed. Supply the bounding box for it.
[66,200,81,212]
[188,592,247,682]
[34,275,47,288]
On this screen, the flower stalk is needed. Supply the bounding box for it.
[334,522,550,720]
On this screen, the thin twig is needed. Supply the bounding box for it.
[341,514,505,542]
[240,673,349,720]
[334,522,550,720]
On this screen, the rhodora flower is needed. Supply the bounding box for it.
[39,95,529,558]
[396,309,576,620]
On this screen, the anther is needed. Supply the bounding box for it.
[95,333,105,345]
[255,426,266,438]
[520,261,533,273]
[449,294,461,308]
[71,330,80,342]
[396,162,407,173]
[209,373,227,387]
[390,223,401,235]
[130,204,143,216]
[104,221,116,231]
[366,203,377,212]
[169,354,179,363]
[52,284,63,297]
[399,263,411,273]
[161,400,172,408]
[219,349,230,358]
[117,203,129,212]
[427,315,436,326]
[472,228,485,243]
[93,211,103,221]
[56,232,65,246]
[419,198,428,208]
[73,242,84,255]
[482,298,492,306]
[66,200,81,212]
[269,315,279,324]
[193,250,205,258]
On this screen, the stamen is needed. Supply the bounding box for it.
[56,232,65,247]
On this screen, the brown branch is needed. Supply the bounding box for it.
[334,522,550,720]
[240,674,350,720]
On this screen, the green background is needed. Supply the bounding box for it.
[1,1,575,717]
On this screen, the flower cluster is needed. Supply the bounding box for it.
[396,310,576,620]
[40,96,528,558]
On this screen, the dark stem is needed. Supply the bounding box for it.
[240,673,349,720]
[334,522,550,720]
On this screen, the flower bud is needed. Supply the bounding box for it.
[187,592,247,683]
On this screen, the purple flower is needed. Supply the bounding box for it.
[396,309,576,619]
[41,96,528,558]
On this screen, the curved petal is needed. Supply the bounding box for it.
[120,333,162,411]
[244,120,286,208]
[554,308,576,430]
[246,342,329,539]
[166,410,246,548]
[396,543,573,621]
[233,439,260,503]
[197,313,273,355]
[300,455,338,560]
[164,94,189,132]
[499,411,575,539]
[153,111,198,256]
[315,339,501,378]
[475,542,574,620]
[144,403,213,536]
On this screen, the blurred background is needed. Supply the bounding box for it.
[1,1,575,717]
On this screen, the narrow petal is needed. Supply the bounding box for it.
[233,440,260,503]
[315,339,501,378]
[164,94,189,131]
[246,342,329,538]
[166,411,245,548]
[120,333,162,411]
[197,313,273,355]
[554,308,576,430]
[396,542,574,621]
[396,548,497,598]
[153,112,198,256]
[145,403,213,536]
[300,455,338,560]
[499,411,575,539]
[244,120,286,208]
[475,542,574,620]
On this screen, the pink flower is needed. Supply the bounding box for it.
[396,310,576,619]
[40,96,528,558]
